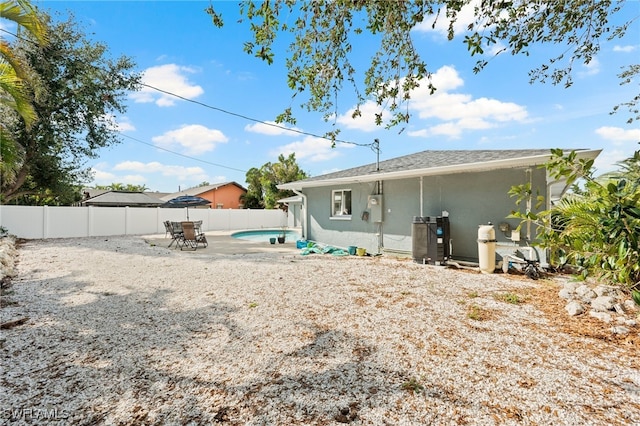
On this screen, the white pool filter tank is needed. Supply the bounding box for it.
[477,223,497,274]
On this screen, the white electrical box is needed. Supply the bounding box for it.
[368,195,383,222]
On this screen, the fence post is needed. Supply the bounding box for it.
[125,206,129,235]
[43,205,49,239]
[88,206,93,237]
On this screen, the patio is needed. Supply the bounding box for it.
[144,230,301,256]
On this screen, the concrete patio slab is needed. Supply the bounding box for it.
[142,231,301,255]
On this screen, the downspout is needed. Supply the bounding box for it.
[419,176,424,217]
[377,181,383,254]
[292,189,307,240]
[526,168,532,241]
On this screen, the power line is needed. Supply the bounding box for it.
[2,26,379,166]
[140,82,374,148]
[119,133,248,173]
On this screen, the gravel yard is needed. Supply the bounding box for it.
[1,235,639,425]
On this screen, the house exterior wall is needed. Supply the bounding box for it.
[303,167,547,262]
[286,203,302,228]
[199,185,245,209]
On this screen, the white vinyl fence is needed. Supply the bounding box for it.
[0,206,288,239]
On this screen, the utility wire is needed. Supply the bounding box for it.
[3,26,380,162]
[119,133,248,173]
[140,82,374,148]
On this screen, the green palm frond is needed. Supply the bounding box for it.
[0,61,37,126]
[0,0,49,46]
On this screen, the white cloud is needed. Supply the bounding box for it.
[245,121,301,136]
[114,161,164,172]
[113,161,210,182]
[613,45,637,53]
[406,66,528,138]
[335,66,465,132]
[593,126,640,174]
[336,102,394,132]
[90,168,117,184]
[120,174,147,185]
[152,124,228,155]
[594,149,633,175]
[337,65,528,138]
[578,57,600,77]
[130,64,204,107]
[425,65,465,92]
[270,136,354,162]
[115,116,136,132]
[413,0,482,38]
[595,126,640,146]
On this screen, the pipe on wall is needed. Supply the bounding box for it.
[419,176,424,217]
[292,189,308,240]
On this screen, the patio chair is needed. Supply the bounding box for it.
[164,221,183,248]
[177,221,208,250]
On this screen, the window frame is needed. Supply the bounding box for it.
[330,189,352,220]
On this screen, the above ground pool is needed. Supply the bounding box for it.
[231,229,302,242]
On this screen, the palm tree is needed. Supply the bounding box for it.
[0,0,48,189]
[1,0,48,125]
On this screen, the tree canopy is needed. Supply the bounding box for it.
[0,12,140,205]
[93,183,150,192]
[242,153,309,209]
[207,0,639,136]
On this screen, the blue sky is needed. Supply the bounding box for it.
[10,1,640,192]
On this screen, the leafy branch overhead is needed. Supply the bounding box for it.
[206,0,639,131]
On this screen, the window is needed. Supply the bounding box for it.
[331,189,351,218]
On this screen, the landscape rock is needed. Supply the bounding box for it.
[589,311,612,323]
[562,281,579,292]
[558,288,574,300]
[575,284,596,302]
[610,326,630,334]
[591,296,616,312]
[565,301,584,316]
[623,299,639,313]
[616,317,637,327]
[593,284,618,297]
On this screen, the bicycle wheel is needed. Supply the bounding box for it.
[525,264,539,280]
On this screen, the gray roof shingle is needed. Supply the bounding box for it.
[279,148,599,190]
[83,191,165,207]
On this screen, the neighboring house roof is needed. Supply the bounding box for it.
[160,181,247,201]
[82,188,110,199]
[82,191,165,207]
[279,149,602,190]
